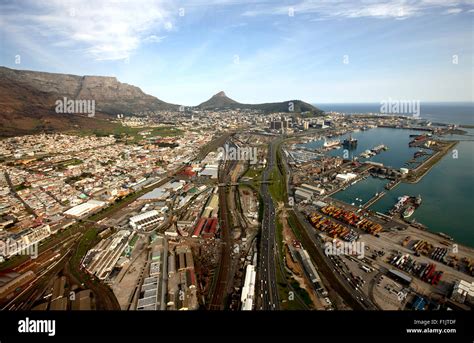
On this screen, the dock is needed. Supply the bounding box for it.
[363,191,386,209]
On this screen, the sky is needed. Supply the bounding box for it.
[0,0,473,105]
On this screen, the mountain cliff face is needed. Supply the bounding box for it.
[198,91,323,114]
[0,66,180,136]
[0,77,115,137]
[0,67,179,115]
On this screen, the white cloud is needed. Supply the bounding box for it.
[242,0,474,19]
[0,0,175,61]
[144,35,167,43]
[444,8,463,14]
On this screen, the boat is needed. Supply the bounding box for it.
[437,232,454,241]
[391,195,409,212]
[323,139,340,148]
[360,150,374,158]
[415,195,422,206]
[403,206,415,218]
[371,144,386,154]
[398,195,409,202]
[343,135,358,149]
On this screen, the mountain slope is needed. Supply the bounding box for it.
[0,67,179,115]
[0,66,182,136]
[197,91,323,114]
[198,91,239,109]
[0,76,117,137]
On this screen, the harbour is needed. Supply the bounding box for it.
[303,127,474,247]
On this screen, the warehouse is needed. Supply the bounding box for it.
[388,269,412,286]
[64,199,106,218]
[129,210,164,231]
[241,264,256,310]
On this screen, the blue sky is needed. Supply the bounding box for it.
[0,0,473,105]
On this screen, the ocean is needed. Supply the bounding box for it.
[315,102,474,126]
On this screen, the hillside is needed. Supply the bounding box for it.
[197,91,323,114]
[0,66,180,136]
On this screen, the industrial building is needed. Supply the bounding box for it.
[297,248,320,284]
[83,230,132,280]
[166,244,198,310]
[129,210,164,231]
[63,199,106,218]
[300,183,325,195]
[387,269,412,286]
[192,217,218,239]
[137,237,168,311]
[335,173,357,182]
[451,279,474,305]
[294,188,313,202]
[241,264,256,310]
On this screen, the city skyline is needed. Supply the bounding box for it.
[0,0,473,105]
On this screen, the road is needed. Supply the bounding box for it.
[257,141,280,310]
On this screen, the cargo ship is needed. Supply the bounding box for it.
[343,136,358,149]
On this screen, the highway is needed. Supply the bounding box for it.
[257,142,280,310]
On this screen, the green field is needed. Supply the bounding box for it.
[71,124,183,143]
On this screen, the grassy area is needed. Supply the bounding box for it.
[71,123,183,143]
[276,259,307,310]
[69,226,99,283]
[55,158,83,170]
[287,211,303,242]
[268,140,287,203]
[268,167,285,203]
[290,280,313,306]
[13,183,28,192]
[243,166,264,180]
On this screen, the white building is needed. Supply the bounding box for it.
[129,210,164,231]
[335,173,357,182]
[300,183,325,195]
[241,264,256,310]
[64,199,106,218]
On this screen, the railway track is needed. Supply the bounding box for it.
[208,149,237,310]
